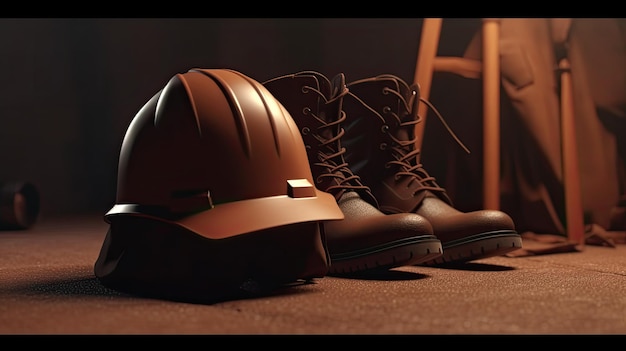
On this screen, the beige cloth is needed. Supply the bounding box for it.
[421,19,626,238]
[463,18,626,236]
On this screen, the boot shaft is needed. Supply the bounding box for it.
[343,74,450,212]
[264,71,375,204]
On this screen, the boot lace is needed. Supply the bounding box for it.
[348,84,469,195]
[301,84,371,195]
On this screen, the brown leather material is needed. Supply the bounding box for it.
[343,74,522,265]
[264,71,442,275]
[326,191,438,255]
[416,192,516,240]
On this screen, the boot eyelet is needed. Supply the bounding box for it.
[382,87,390,95]
[302,86,311,94]
[305,144,311,150]
[381,125,389,133]
[383,106,391,114]
[302,127,311,135]
[302,107,311,115]
[379,143,387,150]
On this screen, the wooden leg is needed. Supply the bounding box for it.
[482,19,501,211]
[413,18,442,151]
[559,57,586,247]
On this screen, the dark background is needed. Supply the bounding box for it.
[0,18,481,219]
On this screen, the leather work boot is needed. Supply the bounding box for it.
[342,74,522,265]
[263,71,442,275]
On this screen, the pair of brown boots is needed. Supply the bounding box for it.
[263,71,522,276]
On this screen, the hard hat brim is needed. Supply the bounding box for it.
[105,188,343,240]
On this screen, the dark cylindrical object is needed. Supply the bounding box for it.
[0,181,40,230]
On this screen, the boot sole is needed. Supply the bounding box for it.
[419,230,522,266]
[327,236,443,276]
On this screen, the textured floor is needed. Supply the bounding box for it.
[1,215,625,335]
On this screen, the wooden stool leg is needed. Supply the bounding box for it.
[559,57,586,247]
[413,18,501,211]
[482,19,501,211]
[414,18,442,151]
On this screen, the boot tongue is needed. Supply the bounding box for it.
[303,71,347,104]
[330,73,346,99]
[326,73,347,121]
[387,78,417,160]
[395,79,418,124]
[314,73,346,143]
[310,72,332,98]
